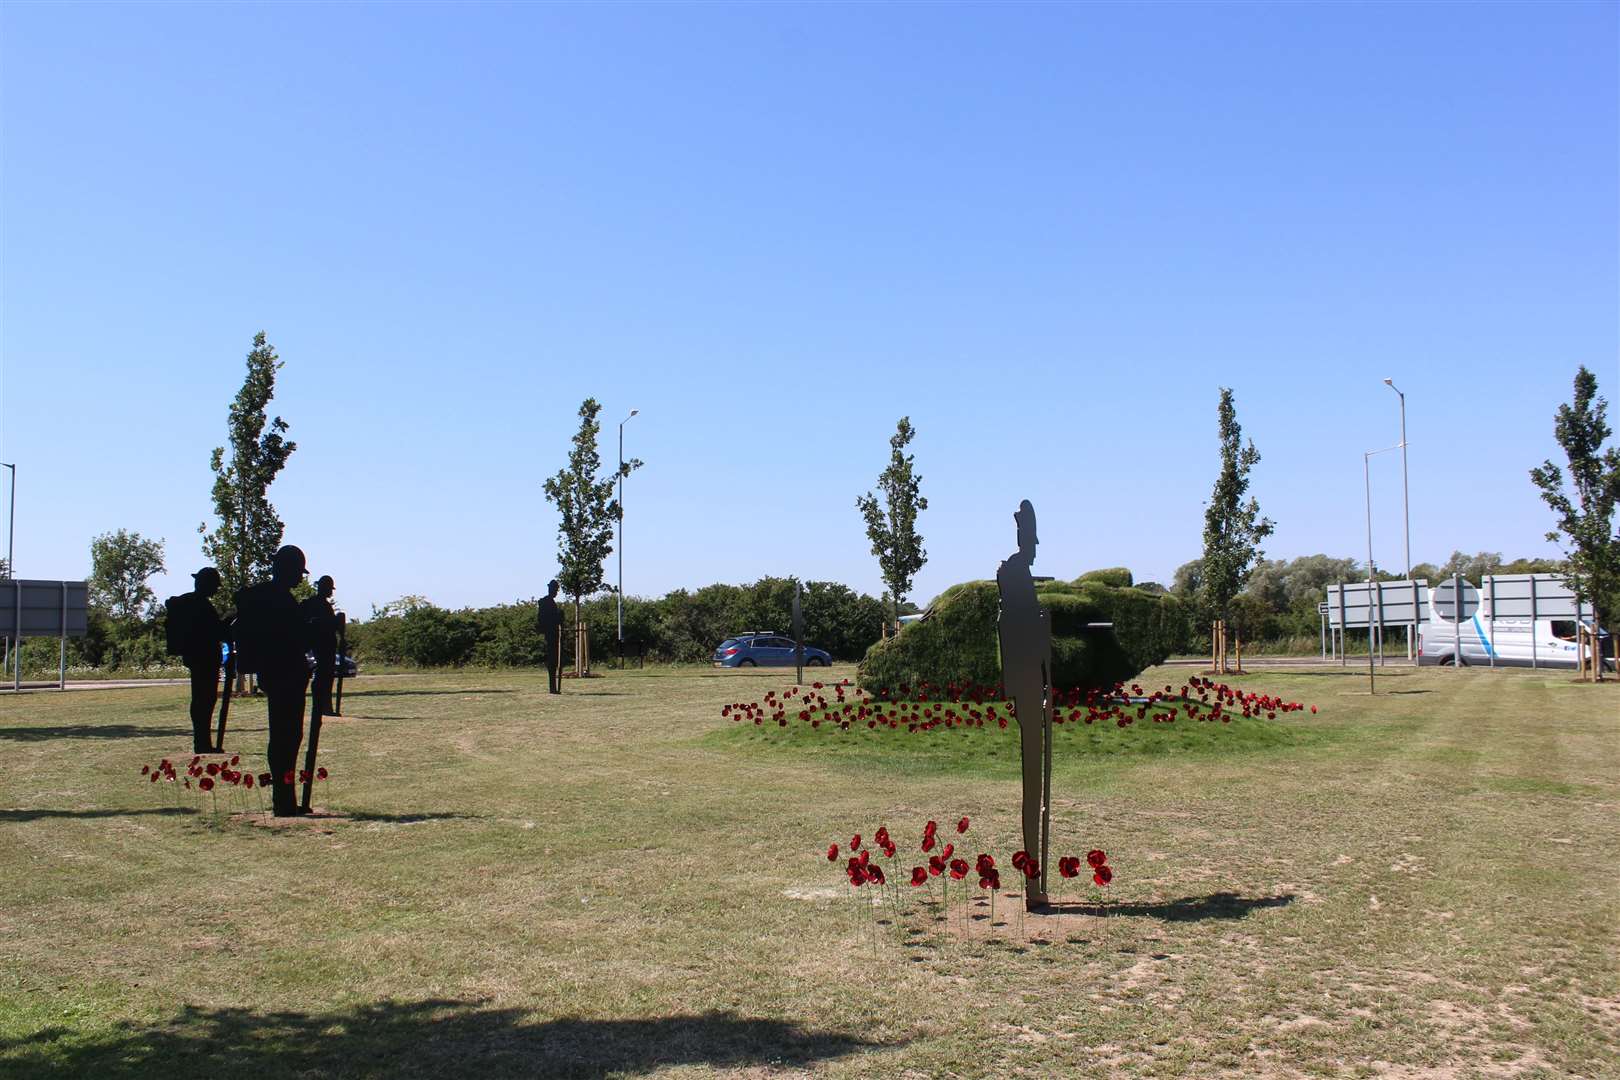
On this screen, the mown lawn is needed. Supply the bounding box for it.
[1,663,1616,1078]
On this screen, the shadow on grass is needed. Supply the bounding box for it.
[1038,891,1296,922]
[0,1000,889,1079]
[1241,669,1415,678]
[0,724,185,742]
[342,811,480,823]
[340,688,517,699]
[0,807,197,822]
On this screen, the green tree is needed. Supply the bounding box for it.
[1199,388,1274,633]
[1245,554,1360,612]
[88,529,167,624]
[199,332,297,603]
[1530,366,1620,648]
[542,398,641,622]
[1426,550,1505,585]
[856,416,928,629]
[1170,558,1203,598]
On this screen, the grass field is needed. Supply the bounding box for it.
[2,663,1617,1078]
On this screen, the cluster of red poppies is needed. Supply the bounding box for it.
[829,819,978,893]
[139,755,329,803]
[1056,849,1112,887]
[825,816,1121,936]
[726,675,1316,734]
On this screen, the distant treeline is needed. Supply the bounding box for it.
[345,578,909,668]
[22,550,1570,676]
[1168,551,1569,643]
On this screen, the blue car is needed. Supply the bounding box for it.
[713,633,832,668]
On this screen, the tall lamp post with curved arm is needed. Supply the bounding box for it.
[2,463,12,680]
[1383,379,1413,660]
[1382,379,1411,579]
[617,410,638,662]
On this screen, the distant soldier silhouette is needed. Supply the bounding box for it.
[302,575,340,718]
[537,579,564,694]
[235,545,315,816]
[997,500,1052,908]
[167,567,228,754]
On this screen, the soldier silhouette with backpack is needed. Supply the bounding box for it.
[234,545,316,816]
[166,567,229,754]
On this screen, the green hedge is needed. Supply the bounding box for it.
[857,580,1194,694]
[1075,567,1134,588]
[344,577,890,669]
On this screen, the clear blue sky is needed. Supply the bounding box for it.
[3,2,1615,617]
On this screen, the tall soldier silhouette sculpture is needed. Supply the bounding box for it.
[302,575,340,718]
[234,545,316,817]
[536,579,564,694]
[166,567,229,754]
[997,500,1052,908]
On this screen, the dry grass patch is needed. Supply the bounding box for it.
[1,664,1617,1078]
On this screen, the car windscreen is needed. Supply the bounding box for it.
[718,638,739,649]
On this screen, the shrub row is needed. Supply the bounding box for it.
[346,577,893,669]
[856,578,1196,694]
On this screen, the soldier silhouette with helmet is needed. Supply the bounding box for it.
[234,545,317,816]
[167,567,229,754]
[302,575,340,718]
[537,579,564,694]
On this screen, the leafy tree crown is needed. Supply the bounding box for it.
[856,416,928,622]
[198,332,296,604]
[1199,388,1274,620]
[1529,366,1620,630]
[541,398,641,611]
[88,529,167,623]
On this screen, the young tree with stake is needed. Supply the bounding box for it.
[857,417,928,633]
[542,399,641,669]
[1199,389,1273,671]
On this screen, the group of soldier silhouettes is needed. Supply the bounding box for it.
[168,545,341,818]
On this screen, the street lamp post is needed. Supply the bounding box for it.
[617,410,638,662]
[1363,443,1402,693]
[2,463,12,680]
[1383,379,1412,659]
[1382,380,1411,578]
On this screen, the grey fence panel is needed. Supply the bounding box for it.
[1482,574,1591,620]
[1326,581,1429,628]
[0,581,90,638]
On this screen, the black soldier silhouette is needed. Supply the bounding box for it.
[302,575,339,717]
[234,545,316,816]
[996,500,1052,908]
[537,579,564,694]
[167,567,229,754]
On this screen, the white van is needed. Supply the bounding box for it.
[1417,580,1610,669]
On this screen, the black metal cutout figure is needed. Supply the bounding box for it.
[792,582,804,685]
[302,575,339,718]
[537,579,564,694]
[167,567,229,755]
[234,545,315,817]
[997,500,1052,907]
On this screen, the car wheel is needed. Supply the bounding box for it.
[1438,655,1455,667]
[738,659,756,667]
[807,657,826,666]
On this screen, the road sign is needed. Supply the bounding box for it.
[1430,578,1480,623]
